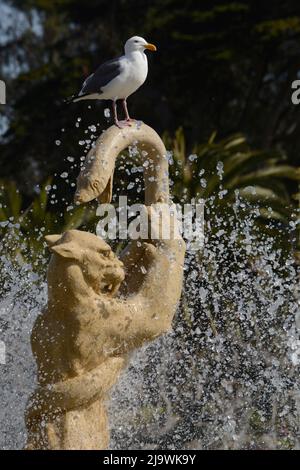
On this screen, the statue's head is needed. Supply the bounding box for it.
[45,230,125,297]
[74,174,113,204]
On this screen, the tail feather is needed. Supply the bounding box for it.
[64,95,77,104]
[64,93,101,104]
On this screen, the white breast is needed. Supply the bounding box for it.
[101,52,148,100]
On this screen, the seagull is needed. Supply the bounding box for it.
[71,36,157,128]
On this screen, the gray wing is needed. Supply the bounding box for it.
[78,58,122,97]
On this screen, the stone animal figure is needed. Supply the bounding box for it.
[25,206,185,450]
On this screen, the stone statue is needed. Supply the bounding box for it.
[25,123,185,450]
[74,123,169,205]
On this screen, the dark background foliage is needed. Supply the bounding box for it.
[0,0,300,203]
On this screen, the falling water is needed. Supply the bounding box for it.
[109,197,300,450]
[0,139,299,450]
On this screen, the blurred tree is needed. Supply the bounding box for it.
[0,0,300,201]
[0,178,96,269]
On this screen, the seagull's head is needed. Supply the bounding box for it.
[124,36,157,55]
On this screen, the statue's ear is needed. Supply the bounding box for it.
[50,242,81,260]
[45,234,62,247]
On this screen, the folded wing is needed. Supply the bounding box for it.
[77,58,122,99]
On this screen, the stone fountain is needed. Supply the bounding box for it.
[25,123,186,450]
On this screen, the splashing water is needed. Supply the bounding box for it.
[0,144,299,450]
[0,253,46,449]
[109,198,300,450]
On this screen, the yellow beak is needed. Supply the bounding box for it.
[144,43,157,52]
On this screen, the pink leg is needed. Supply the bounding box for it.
[112,100,122,128]
[112,100,131,128]
[122,99,134,123]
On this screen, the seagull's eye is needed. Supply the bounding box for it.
[134,40,138,43]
